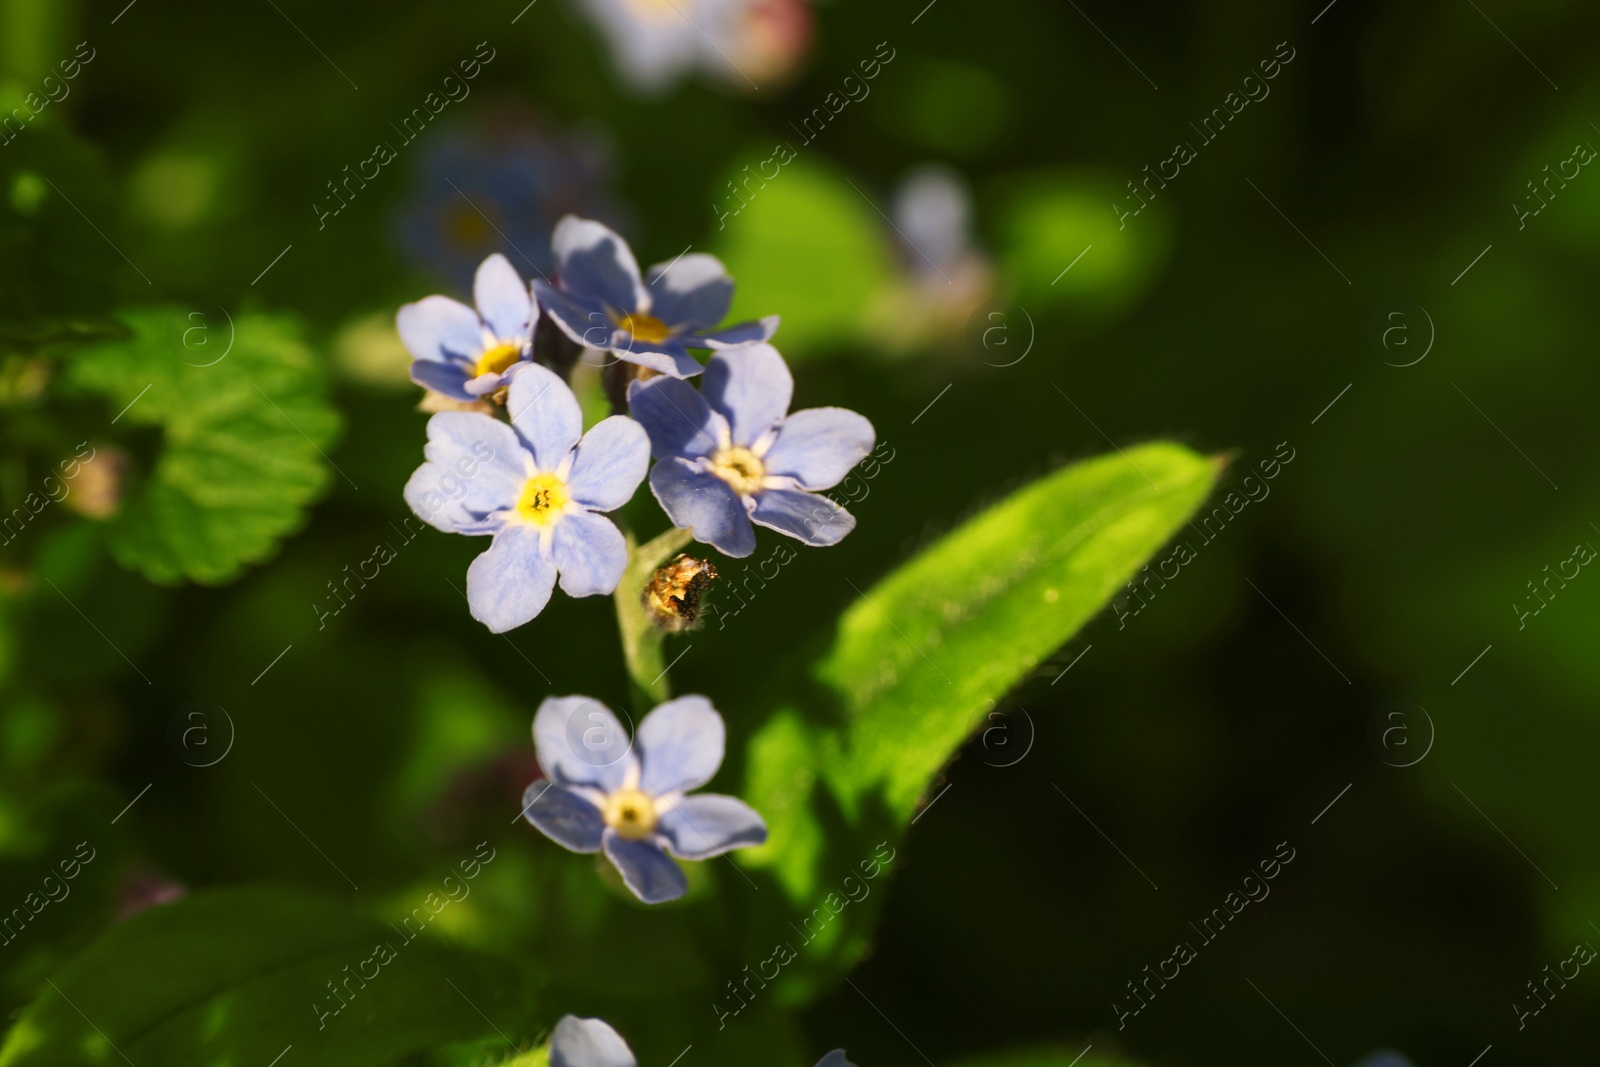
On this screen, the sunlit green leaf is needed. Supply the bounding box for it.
[738,443,1220,996]
[64,308,340,584]
[0,887,534,1067]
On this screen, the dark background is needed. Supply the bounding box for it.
[2,0,1598,1064]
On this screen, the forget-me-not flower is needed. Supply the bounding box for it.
[548,1014,856,1067]
[533,215,777,379]
[398,253,536,402]
[628,343,874,557]
[403,362,649,632]
[395,118,623,291]
[522,693,767,904]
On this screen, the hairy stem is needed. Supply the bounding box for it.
[615,525,695,710]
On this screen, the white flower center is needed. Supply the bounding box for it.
[708,445,766,496]
[602,788,659,840]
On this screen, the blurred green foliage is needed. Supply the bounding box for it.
[0,0,1598,1065]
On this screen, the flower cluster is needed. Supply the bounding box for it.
[549,1014,854,1067]
[394,216,873,1057]
[399,215,875,629]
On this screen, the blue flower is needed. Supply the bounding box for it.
[403,362,649,631]
[533,216,778,379]
[548,1015,855,1067]
[394,118,624,291]
[398,253,537,402]
[522,693,767,904]
[628,343,874,558]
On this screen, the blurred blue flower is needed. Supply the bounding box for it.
[398,253,535,401]
[864,164,995,357]
[403,363,649,631]
[549,1015,854,1066]
[534,215,778,379]
[570,0,814,95]
[523,693,767,904]
[629,343,873,557]
[395,116,623,291]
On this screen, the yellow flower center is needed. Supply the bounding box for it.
[603,788,659,840]
[475,341,523,378]
[709,446,766,496]
[516,473,570,525]
[616,312,672,345]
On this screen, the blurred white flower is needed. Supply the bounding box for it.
[864,164,996,355]
[573,0,812,94]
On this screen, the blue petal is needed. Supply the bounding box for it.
[404,413,527,533]
[751,487,856,547]
[645,253,732,331]
[550,1016,638,1067]
[474,253,534,342]
[553,510,629,598]
[762,408,875,490]
[533,280,613,349]
[611,335,704,379]
[463,370,509,397]
[566,416,650,511]
[649,459,756,558]
[409,359,473,402]
[636,695,724,796]
[551,215,646,316]
[694,315,780,349]
[603,831,688,904]
[658,794,767,860]
[703,344,792,447]
[522,781,605,853]
[507,363,582,470]
[628,376,722,461]
[398,295,483,363]
[465,523,557,632]
[534,695,638,793]
[813,1052,857,1067]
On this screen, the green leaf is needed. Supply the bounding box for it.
[0,886,535,1067]
[64,308,340,584]
[712,157,895,359]
[738,443,1220,992]
[996,169,1173,320]
[818,442,1219,814]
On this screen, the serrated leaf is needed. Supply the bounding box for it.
[65,308,340,584]
[0,887,534,1067]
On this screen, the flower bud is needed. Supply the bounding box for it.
[643,554,718,633]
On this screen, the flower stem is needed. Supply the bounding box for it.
[615,525,695,710]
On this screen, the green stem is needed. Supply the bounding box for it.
[615,525,695,710]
